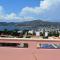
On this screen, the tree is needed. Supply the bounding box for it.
[3,29,8,35]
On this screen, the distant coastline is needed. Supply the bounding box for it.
[0,20,60,30]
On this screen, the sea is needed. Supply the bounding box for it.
[0,26,33,31]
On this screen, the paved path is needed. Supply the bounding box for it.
[0,47,60,60]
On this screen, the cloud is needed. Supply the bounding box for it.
[20,0,50,16]
[4,13,34,21]
[0,6,34,22]
[0,0,60,22]
[5,13,18,20]
[20,0,60,21]
[0,6,5,20]
[0,6,4,14]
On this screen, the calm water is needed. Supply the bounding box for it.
[0,26,33,31]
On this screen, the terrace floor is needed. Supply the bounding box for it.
[0,47,60,60]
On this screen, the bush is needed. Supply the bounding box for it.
[48,31,59,37]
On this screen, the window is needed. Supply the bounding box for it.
[0,43,17,47]
[0,43,28,48]
[17,43,28,48]
[37,43,60,49]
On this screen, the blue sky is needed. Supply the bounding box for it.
[0,0,60,22]
[0,0,40,13]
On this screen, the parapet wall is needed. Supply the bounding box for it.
[0,38,60,49]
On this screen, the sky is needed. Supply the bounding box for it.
[0,0,60,22]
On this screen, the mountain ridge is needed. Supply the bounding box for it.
[0,20,60,28]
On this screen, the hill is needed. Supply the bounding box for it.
[16,20,60,28]
[0,20,60,29]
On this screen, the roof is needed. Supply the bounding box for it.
[0,47,60,60]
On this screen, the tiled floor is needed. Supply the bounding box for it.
[0,47,60,60]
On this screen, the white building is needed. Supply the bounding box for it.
[35,31,40,37]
